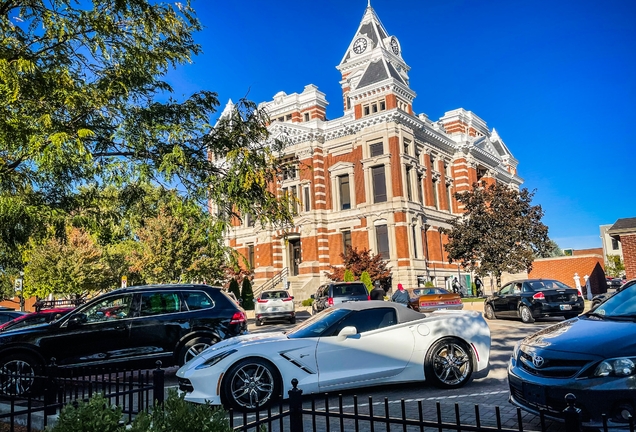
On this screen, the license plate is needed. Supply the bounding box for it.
[560,304,572,310]
[271,307,279,312]
[522,382,546,405]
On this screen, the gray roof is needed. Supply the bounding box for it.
[607,217,636,237]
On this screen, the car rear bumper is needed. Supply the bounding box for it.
[256,311,295,321]
[532,302,584,317]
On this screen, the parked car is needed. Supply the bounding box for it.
[606,277,625,289]
[0,308,74,332]
[483,279,583,323]
[592,279,629,309]
[311,281,369,314]
[254,290,295,326]
[0,284,247,396]
[177,301,491,411]
[406,287,463,313]
[508,278,636,428]
[0,308,27,324]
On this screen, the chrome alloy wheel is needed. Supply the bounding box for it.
[229,362,275,409]
[0,359,36,396]
[431,341,471,386]
[183,341,212,364]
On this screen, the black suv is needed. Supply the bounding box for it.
[0,284,247,395]
[311,281,369,314]
[483,279,584,323]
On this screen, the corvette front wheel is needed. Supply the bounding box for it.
[223,358,280,411]
[425,338,473,389]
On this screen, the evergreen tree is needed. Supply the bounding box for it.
[241,277,254,310]
[360,271,373,292]
[228,278,241,301]
[344,269,355,282]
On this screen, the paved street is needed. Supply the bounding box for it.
[166,302,576,431]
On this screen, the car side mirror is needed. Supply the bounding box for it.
[67,313,87,327]
[337,326,357,340]
[310,294,315,299]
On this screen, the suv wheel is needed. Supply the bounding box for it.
[0,353,43,396]
[179,337,217,366]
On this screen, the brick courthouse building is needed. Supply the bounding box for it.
[223,3,523,299]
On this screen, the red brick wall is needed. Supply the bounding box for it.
[621,233,636,279]
[528,255,605,287]
[573,248,603,256]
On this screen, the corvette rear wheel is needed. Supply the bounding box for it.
[425,338,473,389]
[223,358,280,411]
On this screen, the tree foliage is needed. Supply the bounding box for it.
[441,183,551,287]
[360,271,373,292]
[325,247,392,284]
[240,277,254,310]
[540,239,564,258]
[24,227,112,298]
[0,0,292,293]
[605,254,625,278]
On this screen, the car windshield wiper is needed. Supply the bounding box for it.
[587,312,636,321]
[586,312,607,320]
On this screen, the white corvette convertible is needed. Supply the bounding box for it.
[177,301,491,411]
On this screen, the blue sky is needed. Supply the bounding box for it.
[167,0,636,250]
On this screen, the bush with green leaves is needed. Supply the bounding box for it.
[424,281,435,287]
[48,390,232,432]
[343,269,355,282]
[302,298,314,307]
[360,271,373,292]
[228,278,241,300]
[241,276,254,310]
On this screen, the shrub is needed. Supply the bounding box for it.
[302,298,314,307]
[240,276,254,310]
[360,271,373,292]
[228,278,241,301]
[424,281,435,287]
[343,269,355,282]
[48,390,233,432]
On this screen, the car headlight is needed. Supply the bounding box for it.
[594,357,636,377]
[195,349,237,370]
[511,341,521,362]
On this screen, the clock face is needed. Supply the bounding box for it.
[390,37,399,55]
[353,37,367,54]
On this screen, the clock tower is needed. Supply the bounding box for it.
[337,1,416,118]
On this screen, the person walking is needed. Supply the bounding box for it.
[474,276,483,297]
[391,283,410,307]
[370,280,385,300]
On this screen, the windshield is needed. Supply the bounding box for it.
[593,280,636,318]
[287,308,350,339]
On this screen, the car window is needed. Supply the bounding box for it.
[83,294,133,323]
[327,308,397,335]
[139,292,181,316]
[332,283,367,297]
[261,291,289,300]
[287,308,350,339]
[182,291,214,311]
[499,284,512,295]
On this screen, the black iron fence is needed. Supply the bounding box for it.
[0,369,633,432]
[0,359,164,431]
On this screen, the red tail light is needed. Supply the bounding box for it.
[282,298,293,302]
[532,292,545,300]
[368,295,371,300]
[328,297,334,306]
[257,299,268,303]
[230,311,246,324]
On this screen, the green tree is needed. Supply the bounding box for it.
[0,0,293,278]
[360,271,373,292]
[343,269,355,282]
[605,254,625,278]
[24,227,112,298]
[228,278,241,300]
[325,246,391,285]
[441,182,551,288]
[540,239,564,258]
[240,277,254,310]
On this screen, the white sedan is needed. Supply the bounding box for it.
[176,301,491,411]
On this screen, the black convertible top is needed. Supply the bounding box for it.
[331,300,425,324]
